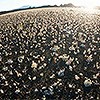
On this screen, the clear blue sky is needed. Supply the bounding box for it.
[0,0,100,11]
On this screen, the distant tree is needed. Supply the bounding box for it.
[60,3,75,7]
[60,4,63,7]
[54,5,58,7]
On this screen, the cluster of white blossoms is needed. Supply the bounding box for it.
[0,7,100,99]
[31,61,38,69]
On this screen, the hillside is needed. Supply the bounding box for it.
[0,8,100,99]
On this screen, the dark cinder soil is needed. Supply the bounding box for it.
[0,8,100,99]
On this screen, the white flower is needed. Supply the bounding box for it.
[40,73,43,76]
[52,45,60,51]
[77,89,81,92]
[32,76,36,80]
[42,86,46,90]
[31,61,38,69]
[34,88,38,92]
[84,79,92,87]
[75,75,80,80]
[66,57,74,65]
[15,89,20,93]
[18,55,24,63]
[69,84,72,88]
[15,70,22,77]
[0,89,4,94]
[0,56,2,62]
[0,44,2,47]
[69,46,75,51]
[58,69,65,77]
[59,54,69,61]
[86,55,93,62]
[69,66,73,71]
[3,67,8,71]
[7,59,13,64]
[50,74,55,78]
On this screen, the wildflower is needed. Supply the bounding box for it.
[84,79,92,87]
[31,61,38,69]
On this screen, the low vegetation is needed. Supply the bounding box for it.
[0,8,100,99]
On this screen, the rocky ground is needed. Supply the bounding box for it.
[0,8,100,99]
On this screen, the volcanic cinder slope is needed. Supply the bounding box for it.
[0,8,100,99]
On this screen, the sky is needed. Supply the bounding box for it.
[0,0,100,11]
